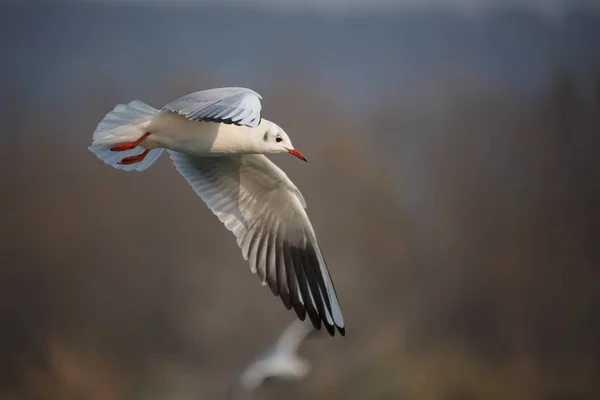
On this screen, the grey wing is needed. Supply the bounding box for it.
[163,87,262,127]
[168,152,345,336]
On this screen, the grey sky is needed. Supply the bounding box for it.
[72,0,600,16]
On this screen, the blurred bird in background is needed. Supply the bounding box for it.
[228,319,319,400]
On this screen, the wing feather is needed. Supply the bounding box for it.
[276,233,293,310]
[163,87,262,127]
[168,152,344,336]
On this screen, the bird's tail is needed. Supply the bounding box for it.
[88,100,164,171]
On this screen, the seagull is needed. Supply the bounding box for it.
[88,87,345,336]
[228,319,319,400]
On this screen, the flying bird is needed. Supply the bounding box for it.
[229,319,319,400]
[88,87,345,336]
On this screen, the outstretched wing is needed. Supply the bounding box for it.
[163,87,262,127]
[169,152,345,336]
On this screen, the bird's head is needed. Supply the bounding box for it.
[260,120,307,162]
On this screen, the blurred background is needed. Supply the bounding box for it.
[1,1,600,399]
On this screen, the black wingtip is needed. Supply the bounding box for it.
[323,322,335,336]
[308,311,322,330]
[319,321,346,337]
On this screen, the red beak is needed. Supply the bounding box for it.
[286,148,307,162]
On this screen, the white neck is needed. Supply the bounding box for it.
[212,118,272,154]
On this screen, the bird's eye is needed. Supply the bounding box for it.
[275,135,283,143]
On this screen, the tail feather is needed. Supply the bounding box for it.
[88,100,164,171]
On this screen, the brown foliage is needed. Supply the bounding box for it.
[1,63,599,399]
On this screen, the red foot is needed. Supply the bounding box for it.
[118,149,150,165]
[111,132,151,151]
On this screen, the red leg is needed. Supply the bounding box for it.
[118,149,150,165]
[111,132,151,152]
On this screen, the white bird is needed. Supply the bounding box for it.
[229,319,319,400]
[88,87,345,336]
